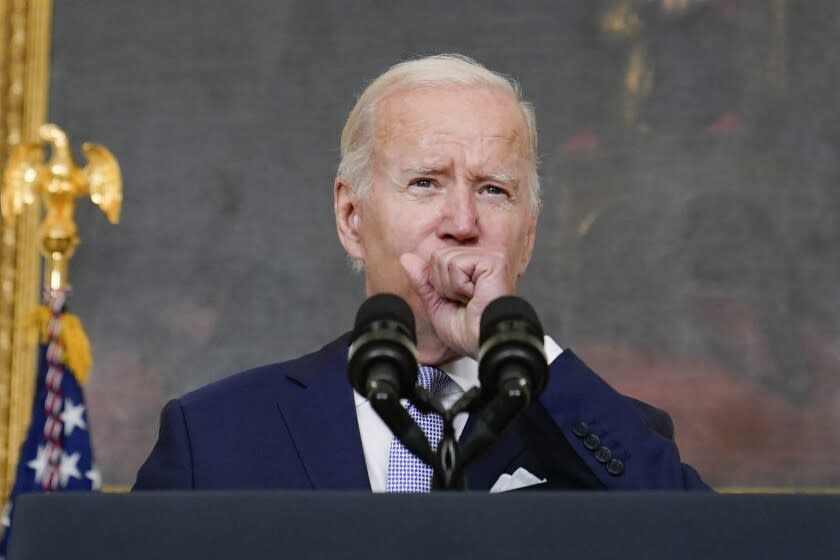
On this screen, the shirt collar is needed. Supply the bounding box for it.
[436,335,563,393]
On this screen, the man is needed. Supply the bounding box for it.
[134,54,708,491]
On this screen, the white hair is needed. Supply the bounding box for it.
[337,54,540,212]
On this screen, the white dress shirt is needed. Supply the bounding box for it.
[353,336,563,492]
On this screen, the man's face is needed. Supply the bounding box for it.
[337,85,537,339]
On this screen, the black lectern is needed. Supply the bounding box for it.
[9,492,840,559]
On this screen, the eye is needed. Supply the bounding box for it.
[480,185,509,197]
[409,178,435,188]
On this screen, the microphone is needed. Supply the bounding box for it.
[478,295,548,403]
[347,293,436,467]
[461,296,548,463]
[348,293,417,401]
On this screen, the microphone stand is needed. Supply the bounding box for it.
[354,294,546,490]
[409,386,482,490]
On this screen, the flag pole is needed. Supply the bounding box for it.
[0,123,122,556]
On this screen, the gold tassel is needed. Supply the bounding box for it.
[29,306,93,384]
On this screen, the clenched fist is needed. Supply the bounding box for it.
[401,247,516,359]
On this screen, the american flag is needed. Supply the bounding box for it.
[0,290,99,558]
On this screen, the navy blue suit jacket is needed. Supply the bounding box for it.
[134,334,708,491]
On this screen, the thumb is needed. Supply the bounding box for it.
[400,253,436,304]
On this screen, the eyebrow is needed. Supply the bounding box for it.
[401,165,446,176]
[477,172,518,186]
[401,167,519,186]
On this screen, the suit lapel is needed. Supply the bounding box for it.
[275,334,370,490]
[273,335,594,492]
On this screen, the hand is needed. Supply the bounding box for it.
[401,247,515,359]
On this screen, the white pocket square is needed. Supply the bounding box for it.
[489,467,547,493]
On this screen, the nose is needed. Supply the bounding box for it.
[437,186,479,244]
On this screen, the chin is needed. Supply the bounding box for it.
[415,331,458,366]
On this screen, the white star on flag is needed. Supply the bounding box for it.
[85,466,102,490]
[60,399,87,436]
[26,445,48,484]
[59,451,82,487]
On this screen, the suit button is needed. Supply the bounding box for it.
[607,458,625,476]
[595,446,612,464]
[572,422,589,438]
[583,433,600,451]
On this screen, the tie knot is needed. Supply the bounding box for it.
[417,365,452,394]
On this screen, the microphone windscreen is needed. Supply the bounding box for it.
[479,296,543,346]
[352,293,416,343]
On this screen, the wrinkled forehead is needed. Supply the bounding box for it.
[372,85,530,159]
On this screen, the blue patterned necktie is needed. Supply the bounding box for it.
[386,365,454,493]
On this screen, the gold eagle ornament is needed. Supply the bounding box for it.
[1,123,122,290]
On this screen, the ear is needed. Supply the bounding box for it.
[334,177,366,261]
[517,213,538,276]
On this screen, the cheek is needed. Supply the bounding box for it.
[384,206,440,249]
[387,223,432,256]
[486,211,527,242]
[364,208,426,256]
[495,216,534,263]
